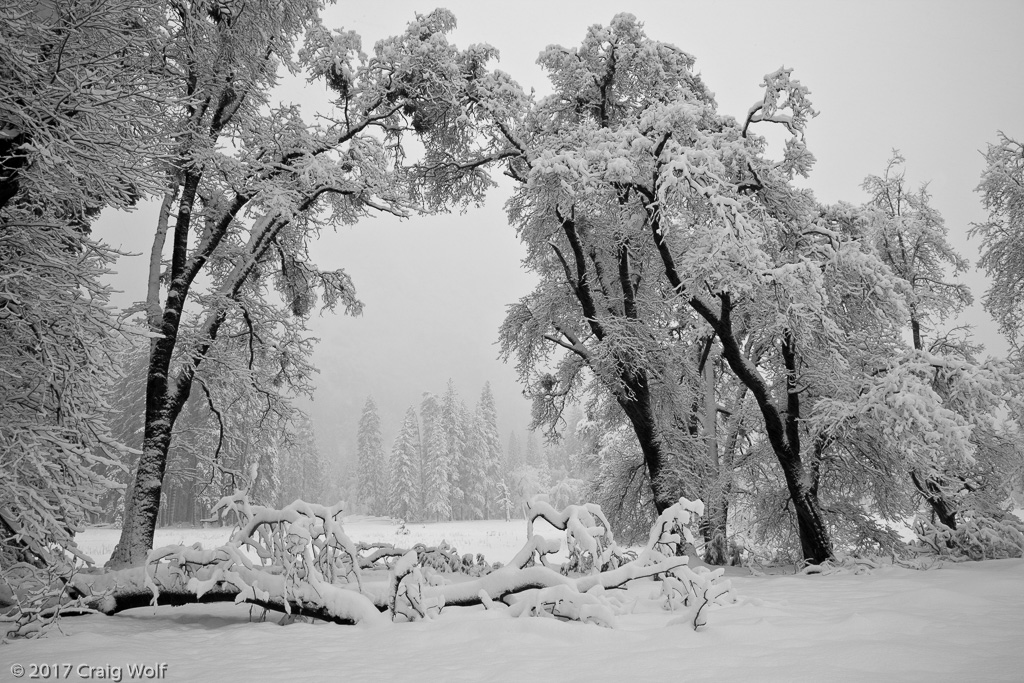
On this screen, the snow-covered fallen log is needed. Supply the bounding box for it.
[68,548,384,626]
[63,494,734,631]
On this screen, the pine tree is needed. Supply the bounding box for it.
[420,393,451,521]
[462,409,488,519]
[525,430,542,468]
[356,396,388,516]
[390,407,422,522]
[277,414,327,506]
[440,380,469,518]
[477,383,504,518]
[502,431,524,515]
[506,432,523,474]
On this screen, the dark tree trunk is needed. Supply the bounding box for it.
[778,458,833,564]
[106,393,184,566]
[687,294,834,564]
[107,174,201,568]
[616,373,672,514]
[553,212,677,515]
[911,470,958,530]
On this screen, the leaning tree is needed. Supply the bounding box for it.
[108,6,508,567]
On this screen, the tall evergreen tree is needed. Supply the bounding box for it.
[390,407,422,522]
[462,411,487,519]
[277,414,327,507]
[440,380,469,518]
[420,393,451,521]
[356,396,388,515]
[501,431,525,514]
[476,383,504,518]
[524,432,540,471]
[506,432,523,474]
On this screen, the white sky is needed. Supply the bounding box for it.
[98,0,1024,463]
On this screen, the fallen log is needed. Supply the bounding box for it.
[67,563,385,626]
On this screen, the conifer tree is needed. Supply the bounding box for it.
[420,393,451,521]
[462,410,488,519]
[525,431,542,469]
[356,396,388,515]
[440,380,469,518]
[501,432,525,513]
[390,407,422,522]
[506,432,523,474]
[476,383,504,518]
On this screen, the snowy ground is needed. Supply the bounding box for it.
[5,518,1023,682]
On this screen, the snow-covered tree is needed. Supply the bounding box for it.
[863,152,972,351]
[476,383,504,518]
[497,432,525,518]
[356,397,388,515]
[110,7,505,566]
[390,407,422,522]
[440,380,472,518]
[277,414,328,508]
[439,13,1017,563]
[0,0,170,213]
[420,393,451,521]
[524,431,543,470]
[462,410,488,520]
[0,0,170,620]
[972,133,1024,342]
[0,222,129,569]
[475,15,844,561]
[805,155,1024,553]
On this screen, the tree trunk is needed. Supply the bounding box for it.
[691,296,835,564]
[616,372,672,515]
[701,497,730,565]
[781,464,833,565]
[700,356,729,564]
[107,295,194,566]
[911,470,958,530]
[106,413,179,567]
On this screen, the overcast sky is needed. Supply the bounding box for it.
[98,0,1024,463]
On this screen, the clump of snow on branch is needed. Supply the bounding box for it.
[638,498,736,629]
[524,496,632,573]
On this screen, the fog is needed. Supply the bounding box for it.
[96,0,1024,467]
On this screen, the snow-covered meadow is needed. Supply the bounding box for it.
[3,518,1022,682]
